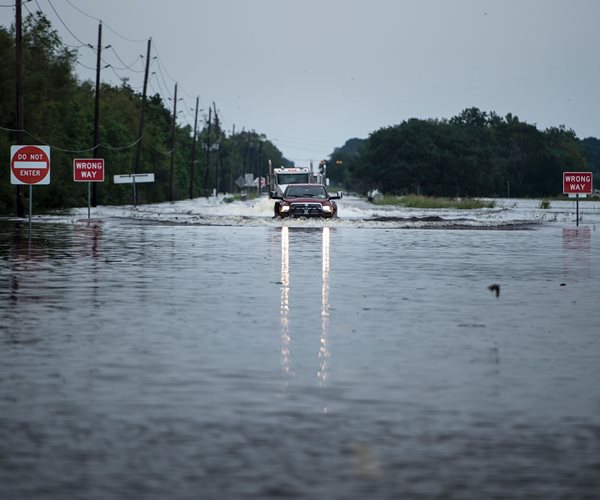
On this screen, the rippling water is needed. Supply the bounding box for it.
[1,201,600,499]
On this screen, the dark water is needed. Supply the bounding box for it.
[1,219,599,499]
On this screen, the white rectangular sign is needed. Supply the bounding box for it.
[113,173,155,184]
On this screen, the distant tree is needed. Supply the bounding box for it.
[346,108,590,198]
[327,137,366,188]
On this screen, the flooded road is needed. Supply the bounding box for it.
[1,198,600,499]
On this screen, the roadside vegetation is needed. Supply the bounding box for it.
[538,199,551,209]
[373,195,495,209]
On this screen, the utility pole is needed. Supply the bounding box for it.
[169,82,178,202]
[189,96,199,199]
[91,21,102,207]
[134,38,152,204]
[15,0,25,217]
[212,102,223,194]
[219,133,225,194]
[242,138,249,176]
[203,106,212,194]
[257,140,263,196]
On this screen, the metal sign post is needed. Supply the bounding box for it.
[28,185,32,239]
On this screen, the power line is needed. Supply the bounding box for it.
[149,70,167,98]
[151,44,177,85]
[20,0,204,114]
[105,46,144,72]
[107,64,128,83]
[36,0,146,87]
[153,57,173,101]
[0,125,143,152]
[44,0,88,47]
[75,60,96,71]
[62,0,97,20]
[101,136,143,151]
[62,0,146,43]
[102,22,146,44]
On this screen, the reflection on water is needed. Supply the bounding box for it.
[279,226,332,394]
[73,220,102,259]
[562,226,591,279]
[319,227,330,389]
[280,226,291,385]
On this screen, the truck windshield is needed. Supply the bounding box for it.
[285,185,327,198]
[277,173,310,184]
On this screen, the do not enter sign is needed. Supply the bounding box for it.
[11,145,51,185]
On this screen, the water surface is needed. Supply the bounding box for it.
[1,201,599,499]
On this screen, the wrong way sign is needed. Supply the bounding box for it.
[74,158,104,182]
[11,145,51,185]
[563,171,593,195]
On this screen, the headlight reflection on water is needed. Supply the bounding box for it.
[280,226,291,385]
[319,227,330,389]
[279,226,331,400]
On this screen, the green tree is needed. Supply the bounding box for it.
[346,108,590,198]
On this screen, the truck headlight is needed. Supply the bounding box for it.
[322,205,332,212]
[280,205,290,213]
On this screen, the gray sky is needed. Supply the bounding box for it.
[2,0,600,164]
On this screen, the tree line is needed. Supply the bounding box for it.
[327,109,597,198]
[0,12,289,214]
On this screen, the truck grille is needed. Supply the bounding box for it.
[290,202,324,217]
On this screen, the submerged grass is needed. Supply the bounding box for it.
[373,194,495,209]
[538,199,551,209]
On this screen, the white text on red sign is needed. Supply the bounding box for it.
[563,172,593,194]
[74,159,105,182]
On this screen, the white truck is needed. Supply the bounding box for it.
[269,166,325,196]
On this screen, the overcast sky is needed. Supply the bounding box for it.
[2,0,600,164]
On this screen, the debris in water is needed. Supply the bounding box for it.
[349,443,382,479]
[488,284,500,297]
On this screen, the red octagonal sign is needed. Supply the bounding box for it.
[10,145,51,185]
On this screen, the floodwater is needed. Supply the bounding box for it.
[1,197,600,499]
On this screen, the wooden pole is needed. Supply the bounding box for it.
[134,38,152,186]
[203,107,212,194]
[189,96,199,199]
[169,83,178,202]
[91,21,102,207]
[15,0,25,217]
